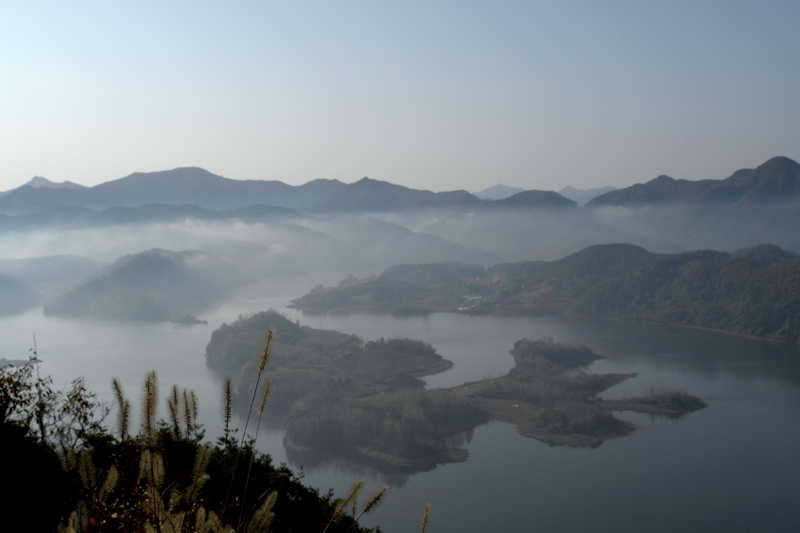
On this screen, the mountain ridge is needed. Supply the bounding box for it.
[588,156,800,207]
[0,168,580,215]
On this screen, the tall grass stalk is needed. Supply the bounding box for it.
[344,486,387,533]
[222,328,272,524]
[237,380,272,531]
[322,480,364,533]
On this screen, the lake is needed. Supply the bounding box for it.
[2,281,799,533]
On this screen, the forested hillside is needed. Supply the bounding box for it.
[44,249,252,323]
[293,244,800,343]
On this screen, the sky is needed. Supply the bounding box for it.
[1,1,799,193]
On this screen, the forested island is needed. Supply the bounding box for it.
[206,312,705,466]
[290,243,800,344]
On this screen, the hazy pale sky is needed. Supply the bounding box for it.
[2,1,799,193]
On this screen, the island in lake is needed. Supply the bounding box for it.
[206,311,705,467]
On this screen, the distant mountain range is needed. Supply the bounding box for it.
[0,169,481,214]
[4,157,796,217]
[582,156,800,252]
[0,169,620,216]
[587,156,800,207]
[3,156,800,269]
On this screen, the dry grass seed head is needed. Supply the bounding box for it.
[99,465,119,502]
[221,378,234,428]
[167,384,181,439]
[258,329,273,375]
[421,502,430,533]
[183,388,197,436]
[77,452,97,491]
[258,380,271,415]
[362,486,388,515]
[246,490,277,533]
[141,371,159,442]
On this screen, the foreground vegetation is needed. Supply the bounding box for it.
[290,244,800,343]
[0,353,397,533]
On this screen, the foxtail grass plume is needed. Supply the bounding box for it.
[98,465,119,503]
[246,490,277,533]
[361,486,387,515]
[322,479,365,533]
[350,479,364,517]
[183,389,197,438]
[111,377,130,439]
[141,371,159,443]
[221,378,233,436]
[167,384,181,439]
[258,380,271,415]
[344,485,388,533]
[421,502,430,533]
[77,452,97,491]
[258,329,273,375]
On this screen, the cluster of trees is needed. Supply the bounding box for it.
[509,337,602,369]
[363,338,439,358]
[206,311,360,375]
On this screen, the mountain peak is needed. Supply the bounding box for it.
[753,156,800,174]
[557,185,616,206]
[473,184,525,200]
[26,176,85,190]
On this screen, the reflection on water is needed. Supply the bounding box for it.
[2,283,799,533]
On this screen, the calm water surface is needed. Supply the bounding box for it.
[2,282,799,532]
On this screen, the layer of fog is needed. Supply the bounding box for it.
[2,201,799,316]
[591,202,800,253]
